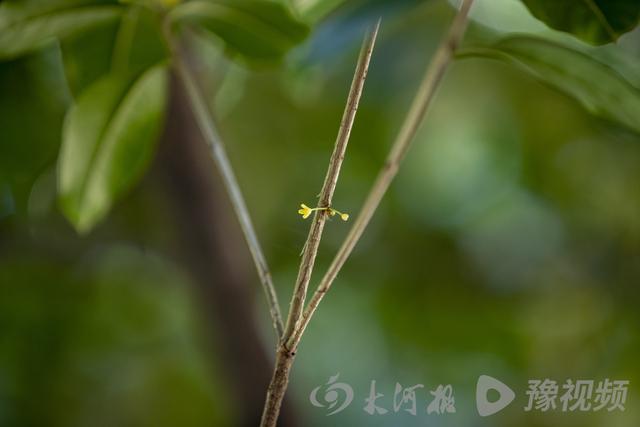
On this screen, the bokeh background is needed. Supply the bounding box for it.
[1,0,639,426]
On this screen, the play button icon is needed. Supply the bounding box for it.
[476,375,516,417]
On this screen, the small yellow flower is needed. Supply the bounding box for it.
[298,203,313,219]
[330,208,349,221]
[297,203,349,222]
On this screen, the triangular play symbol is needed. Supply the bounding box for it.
[476,375,516,417]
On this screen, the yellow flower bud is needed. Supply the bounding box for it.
[298,204,312,219]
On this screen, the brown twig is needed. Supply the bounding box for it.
[260,21,380,427]
[291,0,476,349]
[281,19,381,348]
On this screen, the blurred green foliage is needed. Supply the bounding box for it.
[458,36,640,134]
[58,64,168,233]
[521,0,640,45]
[0,247,230,426]
[0,0,122,61]
[168,0,310,63]
[1,0,640,426]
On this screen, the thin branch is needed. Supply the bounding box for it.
[259,22,380,427]
[166,29,285,339]
[281,20,381,348]
[291,0,475,349]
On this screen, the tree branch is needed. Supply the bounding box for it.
[291,0,475,349]
[281,19,381,349]
[260,22,380,427]
[166,30,285,339]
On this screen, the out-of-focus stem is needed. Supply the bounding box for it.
[165,26,285,339]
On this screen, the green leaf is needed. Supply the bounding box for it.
[58,64,168,233]
[0,48,71,215]
[294,0,347,24]
[169,0,309,63]
[457,36,640,134]
[61,4,169,96]
[112,5,170,76]
[0,1,122,60]
[60,19,120,96]
[521,0,640,45]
